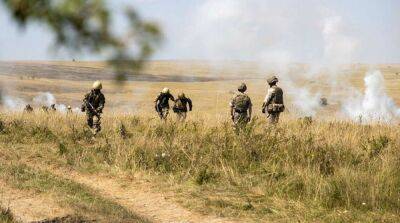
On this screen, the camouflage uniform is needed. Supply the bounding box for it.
[24,104,33,113]
[230,83,252,128]
[82,81,105,134]
[173,93,192,121]
[155,88,175,120]
[263,76,284,124]
[50,104,57,111]
[41,106,49,112]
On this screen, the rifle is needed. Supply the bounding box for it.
[87,102,99,116]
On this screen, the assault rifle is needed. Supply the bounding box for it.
[86,102,99,116]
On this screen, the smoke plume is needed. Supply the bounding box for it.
[342,70,400,123]
[2,92,76,113]
[2,95,26,111]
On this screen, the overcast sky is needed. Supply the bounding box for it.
[0,0,399,63]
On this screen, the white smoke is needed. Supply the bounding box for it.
[33,92,56,106]
[179,0,363,117]
[2,92,75,113]
[286,84,321,117]
[32,92,69,113]
[342,70,400,123]
[2,95,26,111]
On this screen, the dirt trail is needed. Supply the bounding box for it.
[0,180,72,223]
[47,167,238,223]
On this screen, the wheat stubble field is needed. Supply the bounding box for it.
[0,61,400,223]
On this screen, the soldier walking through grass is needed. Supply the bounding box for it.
[154,87,175,120]
[81,80,105,135]
[262,76,284,124]
[24,104,33,113]
[230,83,252,129]
[173,92,192,121]
[50,104,57,111]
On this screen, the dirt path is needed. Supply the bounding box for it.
[0,180,72,223]
[46,167,238,223]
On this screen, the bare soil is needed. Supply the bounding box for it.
[0,180,72,223]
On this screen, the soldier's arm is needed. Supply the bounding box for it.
[187,98,193,111]
[248,100,252,119]
[154,94,161,104]
[169,94,175,102]
[97,94,105,112]
[81,93,90,112]
[264,88,275,105]
[229,97,235,118]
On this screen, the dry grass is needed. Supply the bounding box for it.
[0,112,399,222]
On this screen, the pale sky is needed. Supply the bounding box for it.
[0,0,399,63]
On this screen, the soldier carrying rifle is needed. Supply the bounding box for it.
[81,80,105,135]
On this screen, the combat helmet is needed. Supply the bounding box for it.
[267,76,278,85]
[238,83,247,93]
[92,80,102,90]
[162,87,170,94]
[178,92,185,99]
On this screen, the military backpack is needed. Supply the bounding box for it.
[233,93,251,113]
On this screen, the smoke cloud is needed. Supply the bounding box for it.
[2,95,26,111]
[342,70,400,123]
[178,0,399,122]
[2,92,77,113]
[33,92,56,107]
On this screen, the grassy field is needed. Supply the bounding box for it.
[0,61,400,222]
[0,112,399,222]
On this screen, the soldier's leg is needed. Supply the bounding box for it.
[176,112,186,121]
[162,108,169,120]
[233,112,246,132]
[269,113,279,124]
[87,113,94,128]
[181,112,187,121]
[175,112,182,121]
[275,112,281,123]
[93,114,101,133]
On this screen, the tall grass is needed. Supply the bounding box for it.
[0,112,399,221]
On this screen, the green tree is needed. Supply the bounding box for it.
[1,0,162,80]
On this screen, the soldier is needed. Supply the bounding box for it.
[50,104,57,111]
[24,104,33,113]
[154,87,174,120]
[41,105,49,112]
[262,76,284,124]
[81,80,105,135]
[230,83,252,129]
[173,92,192,121]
